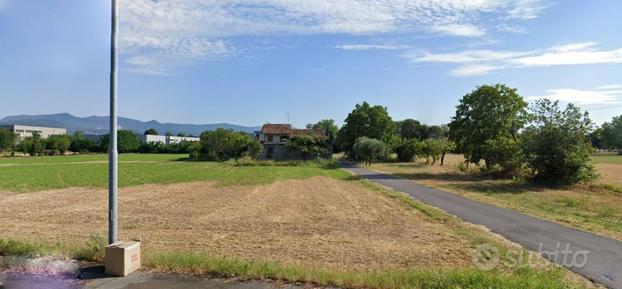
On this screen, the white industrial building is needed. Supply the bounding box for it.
[140,134,199,145]
[0,124,67,140]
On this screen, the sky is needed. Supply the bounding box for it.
[0,0,621,127]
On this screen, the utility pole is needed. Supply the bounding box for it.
[108,0,119,245]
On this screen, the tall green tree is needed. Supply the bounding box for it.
[396,119,424,140]
[337,102,396,152]
[144,128,159,135]
[307,119,338,150]
[100,130,141,153]
[200,128,261,161]
[602,115,622,150]
[0,128,15,153]
[522,99,596,185]
[287,134,326,161]
[449,84,528,171]
[47,135,71,155]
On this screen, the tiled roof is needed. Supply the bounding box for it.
[261,124,324,137]
[261,124,291,134]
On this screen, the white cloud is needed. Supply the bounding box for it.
[407,42,622,76]
[527,85,622,106]
[119,0,548,73]
[429,24,486,37]
[334,44,409,51]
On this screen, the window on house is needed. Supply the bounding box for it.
[267,135,273,142]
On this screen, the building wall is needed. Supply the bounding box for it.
[140,134,199,145]
[1,125,67,140]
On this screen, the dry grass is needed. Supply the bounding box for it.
[0,177,474,270]
[371,154,622,241]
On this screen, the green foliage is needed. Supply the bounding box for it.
[396,119,425,140]
[100,130,141,153]
[352,137,387,165]
[522,99,596,185]
[187,142,202,160]
[46,134,71,155]
[286,134,328,160]
[602,115,622,149]
[337,102,396,152]
[144,128,159,135]
[0,128,15,152]
[417,138,455,166]
[307,119,338,151]
[200,128,262,161]
[449,84,528,171]
[69,131,98,153]
[393,138,419,162]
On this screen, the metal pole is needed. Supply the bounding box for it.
[108,0,119,245]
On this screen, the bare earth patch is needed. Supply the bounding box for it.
[0,177,473,270]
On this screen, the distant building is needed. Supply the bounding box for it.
[0,124,66,140]
[255,124,323,160]
[140,134,199,145]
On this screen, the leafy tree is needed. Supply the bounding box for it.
[337,102,397,152]
[47,135,71,155]
[69,131,97,153]
[602,115,622,150]
[396,119,424,140]
[100,130,141,153]
[449,84,528,172]
[144,128,159,135]
[177,133,186,137]
[165,131,173,137]
[589,127,605,149]
[0,128,15,153]
[393,139,419,162]
[307,119,338,151]
[352,137,387,165]
[28,134,45,156]
[19,137,34,155]
[287,134,327,161]
[187,142,202,160]
[522,99,596,185]
[200,128,261,161]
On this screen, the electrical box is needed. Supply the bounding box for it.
[105,241,141,277]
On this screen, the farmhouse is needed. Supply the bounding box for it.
[255,124,324,160]
[0,124,66,140]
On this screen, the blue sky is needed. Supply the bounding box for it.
[0,0,621,127]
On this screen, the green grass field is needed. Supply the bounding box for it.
[591,154,622,164]
[0,154,349,193]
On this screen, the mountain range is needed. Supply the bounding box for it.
[0,113,260,136]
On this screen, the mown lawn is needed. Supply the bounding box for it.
[0,154,349,193]
[591,154,622,164]
[370,154,622,241]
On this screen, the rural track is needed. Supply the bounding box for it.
[341,162,622,289]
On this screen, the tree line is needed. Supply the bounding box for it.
[334,84,622,186]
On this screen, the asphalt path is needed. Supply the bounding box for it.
[341,162,622,289]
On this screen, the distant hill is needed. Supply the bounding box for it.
[0,113,260,136]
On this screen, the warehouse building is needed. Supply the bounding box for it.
[140,134,199,145]
[0,124,67,140]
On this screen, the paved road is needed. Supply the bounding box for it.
[342,162,622,289]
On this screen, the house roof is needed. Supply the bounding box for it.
[261,124,292,134]
[261,124,324,137]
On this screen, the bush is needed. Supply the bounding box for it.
[393,139,419,162]
[352,137,387,165]
[200,128,262,161]
[286,134,328,161]
[522,99,597,185]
